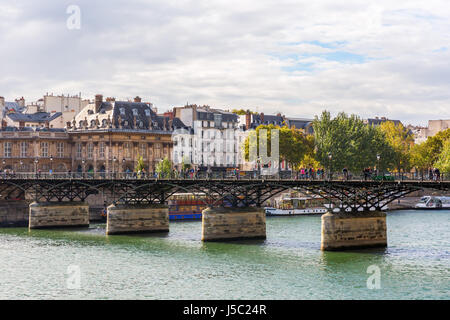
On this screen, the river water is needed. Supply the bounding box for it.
[0,210,448,300]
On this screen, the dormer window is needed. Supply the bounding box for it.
[90,120,96,127]
[145,109,151,117]
[102,119,107,127]
[120,107,125,115]
[139,121,143,128]
[132,108,138,116]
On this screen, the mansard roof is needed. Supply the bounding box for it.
[6,111,62,123]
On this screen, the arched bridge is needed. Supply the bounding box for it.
[0,174,448,213]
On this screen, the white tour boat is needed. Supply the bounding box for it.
[415,196,450,209]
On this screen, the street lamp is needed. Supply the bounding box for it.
[82,159,85,177]
[50,155,53,174]
[122,158,126,176]
[113,156,117,177]
[328,152,332,180]
[34,158,39,176]
[376,154,380,177]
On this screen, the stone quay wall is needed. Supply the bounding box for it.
[0,200,29,227]
[321,211,387,251]
[202,207,266,241]
[29,202,89,229]
[106,204,169,235]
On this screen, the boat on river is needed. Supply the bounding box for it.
[415,196,450,209]
[264,195,328,216]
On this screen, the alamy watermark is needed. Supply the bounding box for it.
[66,5,81,30]
[366,265,381,290]
[66,265,81,289]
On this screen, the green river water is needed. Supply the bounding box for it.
[0,209,448,299]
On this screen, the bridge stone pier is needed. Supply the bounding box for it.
[29,201,90,229]
[0,200,29,227]
[106,203,169,235]
[321,211,387,251]
[201,207,266,241]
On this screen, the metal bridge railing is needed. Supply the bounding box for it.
[0,171,449,182]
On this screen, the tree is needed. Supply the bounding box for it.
[135,155,145,172]
[411,128,450,174]
[231,109,256,115]
[155,157,172,178]
[312,111,394,174]
[435,139,450,173]
[379,121,414,173]
[243,124,310,171]
[181,156,191,171]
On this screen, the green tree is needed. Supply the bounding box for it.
[379,121,414,173]
[435,139,450,173]
[411,128,450,174]
[135,155,145,172]
[243,124,310,172]
[312,111,394,174]
[181,156,191,171]
[155,157,172,178]
[231,109,256,115]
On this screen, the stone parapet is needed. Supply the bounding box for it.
[29,201,89,229]
[202,207,266,241]
[321,211,387,251]
[106,203,169,235]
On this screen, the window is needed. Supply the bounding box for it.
[139,144,146,158]
[120,108,125,115]
[90,120,96,127]
[4,142,11,158]
[57,142,64,158]
[124,143,131,158]
[145,109,151,117]
[132,109,138,116]
[76,143,82,159]
[87,143,93,159]
[102,119,107,127]
[99,142,105,159]
[20,142,28,158]
[41,142,48,157]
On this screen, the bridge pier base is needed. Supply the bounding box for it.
[321,211,387,251]
[106,204,169,235]
[29,202,89,229]
[201,207,266,241]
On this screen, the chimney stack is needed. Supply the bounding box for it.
[260,112,264,123]
[134,96,142,103]
[95,94,103,113]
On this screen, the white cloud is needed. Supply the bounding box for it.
[1,0,450,125]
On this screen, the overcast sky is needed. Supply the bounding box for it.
[1,0,450,125]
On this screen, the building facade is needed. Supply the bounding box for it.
[0,128,71,173]
[69,95,185,174]
[173,105,243,170]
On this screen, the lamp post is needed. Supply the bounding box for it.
[376,154,380,178]
[50,155,53,175]
[122,158,125,177]
[113,156,117,178]
[34,158,39,177]
[328,152,332,181]
[82,159,85,178]
[19,160,23,175]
